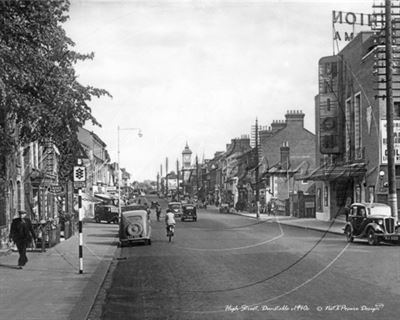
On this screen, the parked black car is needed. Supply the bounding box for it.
[344,202,400,245]
[94,204,119,224]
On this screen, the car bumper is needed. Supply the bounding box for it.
[182,215,196,219]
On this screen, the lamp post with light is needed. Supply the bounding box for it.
[117,126,142,218]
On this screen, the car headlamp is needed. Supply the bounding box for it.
[377,219,383,226]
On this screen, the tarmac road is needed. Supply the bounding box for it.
[92,205,400,320]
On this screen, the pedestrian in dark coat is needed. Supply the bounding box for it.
[9,210,36,268]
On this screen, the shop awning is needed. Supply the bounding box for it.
[81,193,103,203]
[94,193,118,200]
[300,163,367,181]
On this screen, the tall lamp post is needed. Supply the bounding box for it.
[117,126,143,218]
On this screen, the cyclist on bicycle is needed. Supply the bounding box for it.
[156,204,161,221]
[165,208,176,235]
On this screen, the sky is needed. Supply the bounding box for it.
[64,0,374,181]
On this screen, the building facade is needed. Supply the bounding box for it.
[260,110,316,205]
[308,31,398,221]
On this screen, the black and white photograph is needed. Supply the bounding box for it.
[1,0,400,319]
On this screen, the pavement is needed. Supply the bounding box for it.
[232,210,347,235]
[0,222,119,320]
[0,209,346,320]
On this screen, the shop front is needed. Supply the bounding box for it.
[304,163,366,221]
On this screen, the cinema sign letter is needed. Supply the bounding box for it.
[332,10,374,42]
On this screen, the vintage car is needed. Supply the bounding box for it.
[219,203,230,213]
[94,204,119,224]
[181,204,197,221]
[168,202,182,217]
[119,210,151,246]
[344,202,400,245]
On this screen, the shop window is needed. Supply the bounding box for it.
[324,185,328,207]
[395,102,400,118]
[317,188,322,211]
[354,93,362,159]
[368,186,375,203]
[355,185,361,203]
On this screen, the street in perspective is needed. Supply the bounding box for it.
[1,1,400,320]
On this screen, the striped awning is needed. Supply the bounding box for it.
[301,163,367,181]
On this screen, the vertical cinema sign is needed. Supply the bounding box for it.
[332,10,374,52]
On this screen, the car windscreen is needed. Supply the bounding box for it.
[169,204,181,210]
[122,205,146,212]
[124,215,143,224]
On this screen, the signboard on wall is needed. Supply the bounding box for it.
[381,120,400,164]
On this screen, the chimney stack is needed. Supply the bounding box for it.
[285,110,305,128]
[271,120,286,133]
[280,141,290,170]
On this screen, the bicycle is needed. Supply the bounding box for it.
[166,224,175,242]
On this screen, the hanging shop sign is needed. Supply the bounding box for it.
[48,185,65,195]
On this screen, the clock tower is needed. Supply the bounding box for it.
[182,142,192,169]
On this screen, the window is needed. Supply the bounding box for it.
[354,93,362,159]
[345,98,353,158]
[368,186,375,203]
[324,185,329,207]
[355,184,361,203]
[395,102,400,118]
[317,188,322,211]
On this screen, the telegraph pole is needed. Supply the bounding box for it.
[255,118,260,219]
[166,157,169,198]
[176,159,180,201]
[196,155,199,198]
[385,0,398,221]
[156,172,159,194]
[160,164,163,195]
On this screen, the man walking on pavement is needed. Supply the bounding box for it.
[9,210,36,268]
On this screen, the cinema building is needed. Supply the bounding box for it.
[305,30,400,221]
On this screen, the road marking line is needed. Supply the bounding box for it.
[174,220,284,252]
[179,237,350,314]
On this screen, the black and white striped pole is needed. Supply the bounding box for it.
[78,187,83,274]
[74,160,86,274]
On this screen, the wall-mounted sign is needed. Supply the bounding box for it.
[381,120,400,164]
[48,185,65,195]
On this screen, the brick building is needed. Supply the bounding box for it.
[260,110,316,202]
[306,31,399,221]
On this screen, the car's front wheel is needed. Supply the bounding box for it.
[345,226,353,243]
[367,229,378,246]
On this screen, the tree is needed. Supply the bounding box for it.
[0,0,111,181]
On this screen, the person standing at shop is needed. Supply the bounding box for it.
[9,210,36,268]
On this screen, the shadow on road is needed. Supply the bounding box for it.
[0,263,22,270]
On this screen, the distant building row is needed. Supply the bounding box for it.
[0,127,131,249]
[171,31,399,221]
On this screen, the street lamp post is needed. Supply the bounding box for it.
[117,126,142,218]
